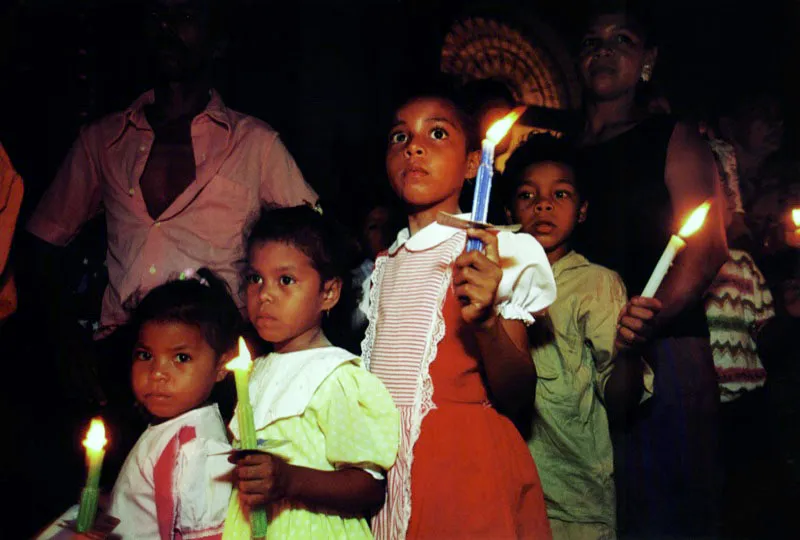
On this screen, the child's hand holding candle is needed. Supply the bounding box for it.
[641,201,712,298]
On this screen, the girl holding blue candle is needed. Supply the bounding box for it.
[109,268,240,539]
[223,205,399,539]
[361,82,557,539]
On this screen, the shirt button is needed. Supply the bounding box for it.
[128,188,135,196]
[139,145,147,152]
[149,265,156,275]
[154,222,161,228]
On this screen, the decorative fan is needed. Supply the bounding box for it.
[441,16,578,110]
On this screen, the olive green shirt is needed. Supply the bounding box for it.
[528,251,651,528]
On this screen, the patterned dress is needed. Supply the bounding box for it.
[362,219,557,539]
[223,347,399,539]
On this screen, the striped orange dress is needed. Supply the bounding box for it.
[362,220,556,539]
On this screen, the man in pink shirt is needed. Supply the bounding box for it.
[28,0,316,335]
[26,0,316,424]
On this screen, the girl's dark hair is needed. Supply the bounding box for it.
[245,204,357,349]
[502,134,585,206]
[126,268,242,358]
[385,74,481,152]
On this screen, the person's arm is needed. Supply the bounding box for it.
[234,453,386,516]
[605,296,662,423]
[453,228,538,417]
[22,129,105,400]
[474,317,536,417]
[259,132,318,207]
[24,129,102,326]
[658,121,728,325]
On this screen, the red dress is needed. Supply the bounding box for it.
[364,222,554,539]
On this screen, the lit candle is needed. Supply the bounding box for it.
[641,201,712,298]
[76,417,107,532]
[466,106,526,252]
[226,337,268,538]
[787,207,800,248]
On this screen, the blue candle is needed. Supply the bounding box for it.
[466,107,525,252]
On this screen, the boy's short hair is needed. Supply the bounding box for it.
[502,134,584,206]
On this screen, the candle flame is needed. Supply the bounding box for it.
[83,418,107,451]
[486,106,526,144]
[225,337,252,372]
[792,208,800,227]
[677,201,711,238]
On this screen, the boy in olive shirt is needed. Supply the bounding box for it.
[505,135,660,539]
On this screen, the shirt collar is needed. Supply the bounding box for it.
[551,250,590,279]
[387,213,468,255]
[106,88,233,148]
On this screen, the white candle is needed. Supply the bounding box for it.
[641,235,687,298]
[641,201,712,298]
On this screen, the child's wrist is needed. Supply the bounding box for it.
[281,462,298,501]
[474,313,500,332]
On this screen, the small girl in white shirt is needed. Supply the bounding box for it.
[109,268,241,539]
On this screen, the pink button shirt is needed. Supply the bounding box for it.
[27,90,317,335]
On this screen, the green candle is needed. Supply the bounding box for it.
[76,417,106,532]
[226,337,268,538]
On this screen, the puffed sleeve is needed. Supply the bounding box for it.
[311,364,399,476]
[175,437,235,538]
[495,231,557,325]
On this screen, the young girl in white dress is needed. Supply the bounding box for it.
[223,205,399,539]
[110,268,241,539]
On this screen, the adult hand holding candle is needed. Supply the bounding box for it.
[226,337,268,538]
[466,106,526,252]
[76,417,107,533]
[641,201,712,298]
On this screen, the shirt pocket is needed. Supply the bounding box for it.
[188,175,253,249]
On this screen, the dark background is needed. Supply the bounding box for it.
[0,0,797,536]
[1,0,798,221]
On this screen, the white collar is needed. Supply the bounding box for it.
[388,213,468,255]
[229,346,360,439]
[147,403,221,433]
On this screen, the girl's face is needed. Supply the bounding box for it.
[131,321,226,420]
[386,97,479,213]
[245,241,340,354]
[578,14,655,101]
